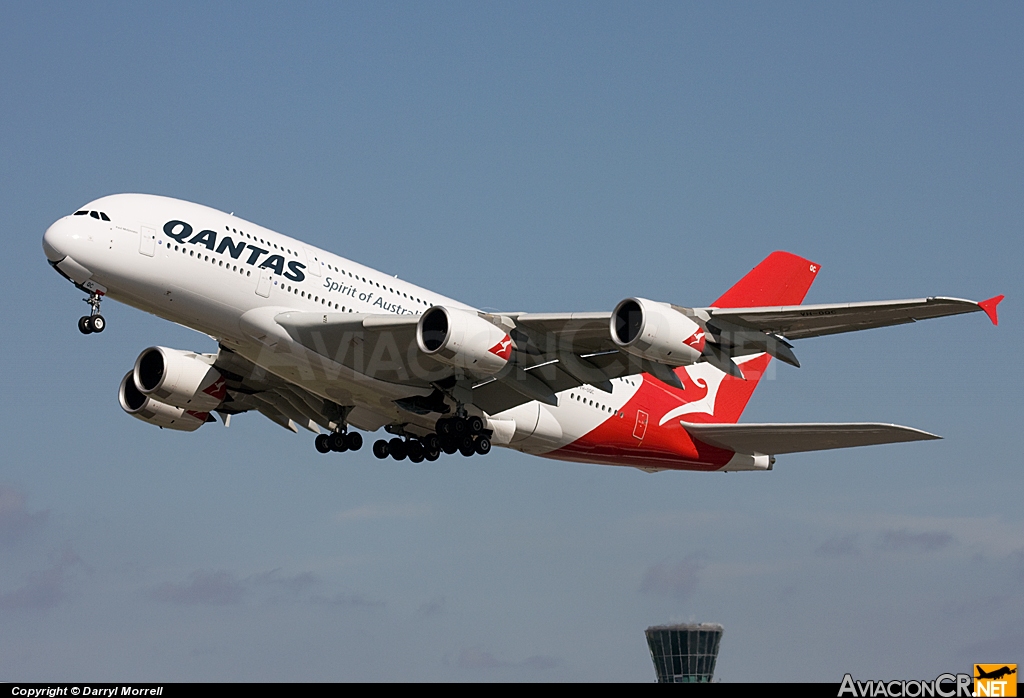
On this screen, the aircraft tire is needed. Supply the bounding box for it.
[78,316,93,334]
[388,438,407,460]
[467,415,484,434]
[345,432,363,451]
[475,436,491,455]
[458,436,476,457]
[425,448,440,462]
[89,315,106,333]
[440,436,459,455]
[372,440,389,459]
[328,432,348,452]
[314,434,331,453]
[423,433,440,452]
[407,440,425,461]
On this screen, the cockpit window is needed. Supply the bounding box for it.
[75,210,111,220]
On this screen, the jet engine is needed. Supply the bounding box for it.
[416,306,513,377]
[611,297,706,366]
[133,346,226,411]
[118,372,212,431]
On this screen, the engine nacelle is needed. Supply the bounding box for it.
[416,306,513,377]
[118,372,211,432]
[133,346,226,411]
[611,297,706,366]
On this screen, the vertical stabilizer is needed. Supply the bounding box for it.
[712,250,820,308]
[675,251,820,424]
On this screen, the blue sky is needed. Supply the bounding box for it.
[1,2,1021,681]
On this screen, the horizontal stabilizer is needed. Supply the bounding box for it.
[683,422,940,456]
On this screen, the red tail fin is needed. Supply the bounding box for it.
[676,251,820,424]
[712,250,820,308]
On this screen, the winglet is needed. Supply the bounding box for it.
[978,295,1004,326]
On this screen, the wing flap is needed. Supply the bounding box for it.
[683,422,940,455]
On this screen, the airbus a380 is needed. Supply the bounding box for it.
[42,194,1003,471]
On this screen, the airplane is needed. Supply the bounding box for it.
[975,666,1016,681]
[41,194,1003,472]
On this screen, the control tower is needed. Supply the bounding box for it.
[644,622,724,683]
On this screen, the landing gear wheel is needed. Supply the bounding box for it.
[315,434,331,453]
[437,419,453,436]
[78,316,93,334]
[467,415,484,434]
[425,448,440,462]
[423,434,440,452]
[459,436,476,457]
[474,436,491,455]
[440,436,459,455]
[388,437,407,461]
[452,418,467,436]
[328,432,348,452]
[372,440,390,459]
[344,432,363,451]
[88,315,105,333]
[407,440,425,462]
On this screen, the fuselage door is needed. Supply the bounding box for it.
[303,247,322,277]
[256,267,273,298]
[140,225,156,257]
[633,409,649,441]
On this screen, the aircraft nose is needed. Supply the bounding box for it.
[42,217,75,262]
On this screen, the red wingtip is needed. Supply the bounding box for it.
[978,294,1004,326]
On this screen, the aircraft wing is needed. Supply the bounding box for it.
[211,346,350,434]
[702,295,1003,340]
[682,422,940,456]
[273,310,444,388]
[261,292,1002,418]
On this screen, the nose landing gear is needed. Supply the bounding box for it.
[78,292,105,334]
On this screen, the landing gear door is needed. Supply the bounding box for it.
[140,225,156,257]
[303,247,322,277]
[256,267,273,298]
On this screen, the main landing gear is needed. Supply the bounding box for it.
[314,430,363,454]
[372,435,442,463]
[78,292,105,334]
[372,415,492,462]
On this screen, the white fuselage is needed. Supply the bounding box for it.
[43,193,643,457]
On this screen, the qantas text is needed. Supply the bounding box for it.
[162,220,306,282]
